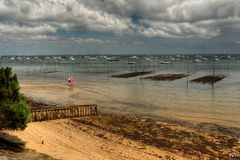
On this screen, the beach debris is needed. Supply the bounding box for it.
[143,74,189,81]
[111,71,153,78]
[191,75,225,84]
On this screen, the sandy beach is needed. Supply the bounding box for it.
[3,113,240,160]
[6,118,181,160]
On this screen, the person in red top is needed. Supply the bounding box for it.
[68,77,74,86]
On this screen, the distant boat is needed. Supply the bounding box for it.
[145,57,152,61]
[69,56,75,61]
[88,57,99,61]
[171,57,181,61]
[45,56,51,60]
[194,59,202,62]
[58,56,64,61]
[160,60,171,64]
[227,55,235,60]
[32,57,41,61]
[105,56,119,61]
[200,57,208,61]
[53,56,63,61]
[195,55,201,58]
[10,57,15,60]
[213,58,220,61]
[129,56,139,60]
[126,61,136,65]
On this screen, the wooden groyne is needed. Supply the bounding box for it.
[143,74,189,81]
[30,104,97,122]
[111,71,153,78]
[191,75,225,84]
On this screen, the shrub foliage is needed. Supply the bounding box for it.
[0,67,30,130]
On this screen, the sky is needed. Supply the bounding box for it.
[0,0,240,55]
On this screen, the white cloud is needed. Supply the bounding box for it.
[235,41,240,44]
[81,0,240,38]
[0,0,239,39]
[0,23,56,34]
[138,20,220,38]
[72,37,116,44]
[0,0,132,33]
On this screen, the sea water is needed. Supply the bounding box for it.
[1,54,239,128]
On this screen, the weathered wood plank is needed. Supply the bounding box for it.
[30,104,97,122]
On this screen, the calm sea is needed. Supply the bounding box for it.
[1,54,240,128]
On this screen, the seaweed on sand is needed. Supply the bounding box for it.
[71,114,240,159]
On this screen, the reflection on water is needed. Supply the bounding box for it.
[68,86,74,97]
[0,54,240,128]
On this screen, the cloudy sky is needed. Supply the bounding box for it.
[0,0,240,55]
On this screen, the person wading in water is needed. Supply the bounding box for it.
[68,77,74,86]
[68,77,75,97]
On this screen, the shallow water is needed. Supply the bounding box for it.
[1,54,240,128]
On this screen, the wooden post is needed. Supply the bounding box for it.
[77,106,80,117]
[80,107,83,116]
[212,63,215,89]
[30,105,97,122]
[87,107,89,116]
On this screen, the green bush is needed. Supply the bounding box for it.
[0,67,30,130]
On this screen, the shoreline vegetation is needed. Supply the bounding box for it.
[0,98,239,159]
[0,67,54,160]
